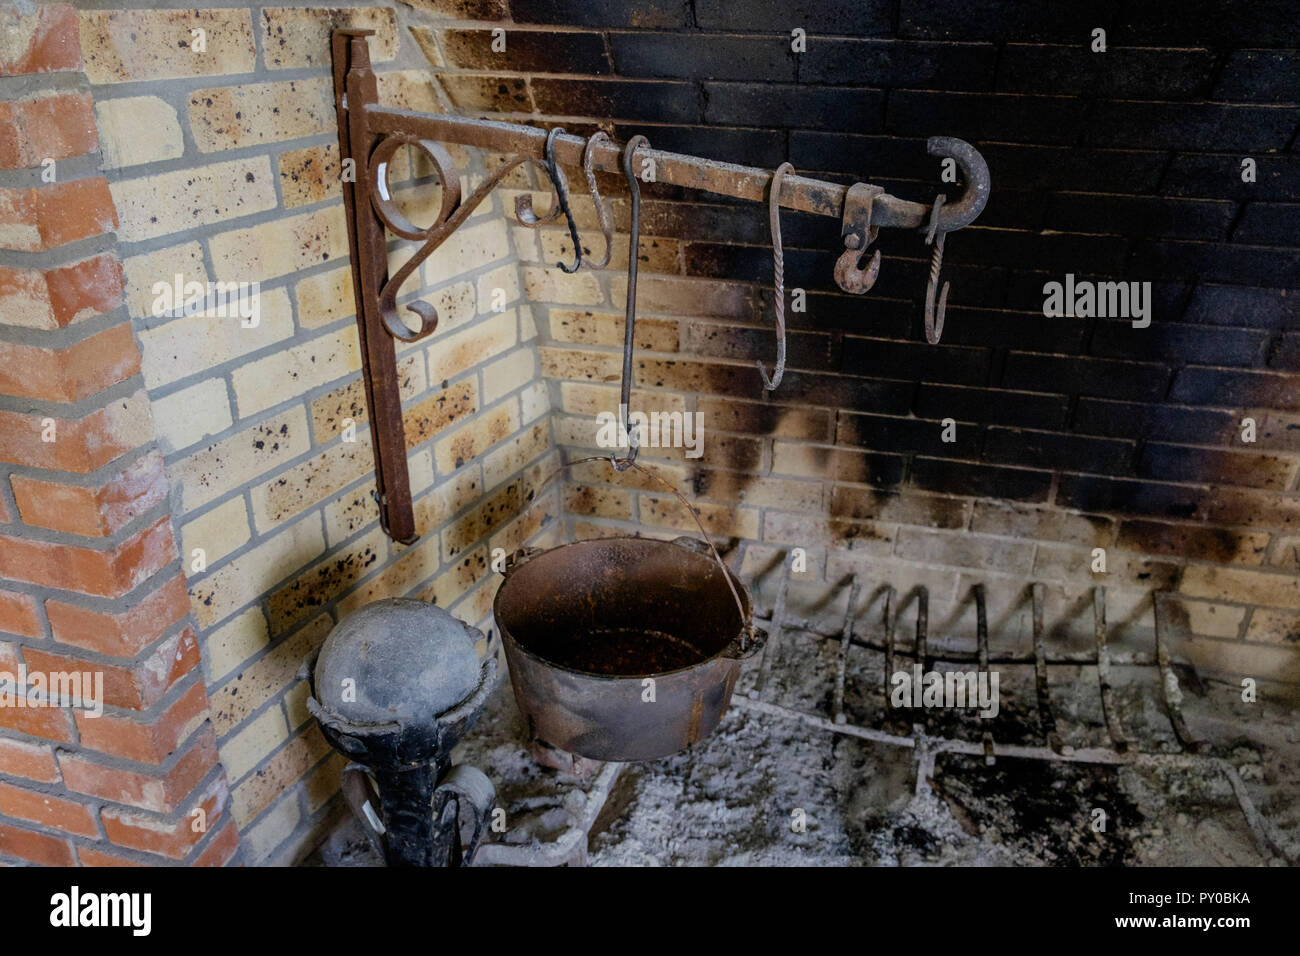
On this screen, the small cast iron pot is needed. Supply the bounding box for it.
[494,536,764,762]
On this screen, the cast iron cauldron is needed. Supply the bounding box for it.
[494,536,764,762]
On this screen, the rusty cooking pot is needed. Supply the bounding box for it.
[494,535,764,762]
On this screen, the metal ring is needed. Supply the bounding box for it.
[368,134,462,241]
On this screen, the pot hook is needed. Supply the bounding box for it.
[923,193,950,345]
[615,134,650,468]
[514,127,584,274]
[833,182,884,295]
[758,162,794,392]
[580,131,615,270]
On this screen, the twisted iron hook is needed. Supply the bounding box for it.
[581,131,615,270]
[546,127,584,273]
[512,133,563,227]
[514,128,584,274]
[924,193,950,345]
[614,134,650,469]
[759,162,794,391]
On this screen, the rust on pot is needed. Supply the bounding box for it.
[494,536,765,762]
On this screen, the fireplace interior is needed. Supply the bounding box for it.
[0,0,1296,869]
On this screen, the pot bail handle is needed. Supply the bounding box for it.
[499,454,755,650]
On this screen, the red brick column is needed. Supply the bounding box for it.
[0,3,235,866]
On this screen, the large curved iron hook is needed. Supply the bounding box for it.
[759,162,794,391]
[924,136,990,233]
[581,131,615,270]
[615,134,650,469]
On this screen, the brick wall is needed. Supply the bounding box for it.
[3,0,1296,867]
[2,1,557,866]
[409,1,1300,696]
[0,2,236,866]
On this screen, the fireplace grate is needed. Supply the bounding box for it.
[731,556,1294,864]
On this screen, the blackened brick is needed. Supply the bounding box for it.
[941,303,1087,353]
[1170,366,1300,410]
[785,291,913,339]
[615,124,787,168]
[1140,442,1297,490]
[639,199,766,244]
[1056,475,1205,520]
[899,0,1097,42]
[440,29,610,73]
[1117,519,1268,564]
[1002,353,1170,401]
[695,0,893,36]
[998,45,1214,99]
[703,83,885,132]
[789,131,925,180]
[863,255,1009,310]
[916,383,1071,429]
[1183,285,1299,330]
[837,411,982,457]
[680,323,838,370]
[953,227,1128,275]
[1073,398,1239,444]
[984,426,1134,475]
[531,78,699,123]
[841,337,990,385]
[1117,1,1300,48]
[1129,240,1300,288]
[1161,153,1300,203]
[1083,102,1296,152]
[800,39,997,90]
[1091,319,1266,367]
[684,242,837,290]
[775,370,913,414]
[1214,50,1300,103]
[1043,193,1234,242]
[972,187,1047,230]
[910,457,1052,502]
[1268,333,1300,370]
[979,143,1167,194]
[1233,203,1300,245]
[509,0,686,28]
[609,33,795,81]
[886,90,1082,145]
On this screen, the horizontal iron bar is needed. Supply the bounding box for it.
[366,106,936,229]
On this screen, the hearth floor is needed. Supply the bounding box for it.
[311,628,1299,867]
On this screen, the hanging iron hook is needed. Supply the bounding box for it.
[513,133,563,228]
[581,131,615,270]
[923,193,950,345]
[546,127,584,273]
[514,128,584,273]
[613,134,650,470]
[833,182,884,295]
[759,162,794,391]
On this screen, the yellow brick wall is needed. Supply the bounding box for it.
[91,3,559,863]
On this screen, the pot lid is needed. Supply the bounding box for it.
[313,598,483,729]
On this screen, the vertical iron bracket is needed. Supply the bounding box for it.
[333,29,419,544]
